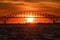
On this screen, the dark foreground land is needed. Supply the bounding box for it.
[0,23,60,40]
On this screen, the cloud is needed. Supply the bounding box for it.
[0,2,17,16]
[0,2,14,10]
[0,0,60,3]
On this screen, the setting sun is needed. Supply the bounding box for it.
[26,18,34,23]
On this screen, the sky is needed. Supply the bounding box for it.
[0,0,60,16]
[0,0,60,24]
[0,0,60,2]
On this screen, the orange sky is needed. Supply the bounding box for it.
[0,1,60,24]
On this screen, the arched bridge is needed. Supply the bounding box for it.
[0,11,60,24]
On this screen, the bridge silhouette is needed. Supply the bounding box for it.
[0,11,60,24]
